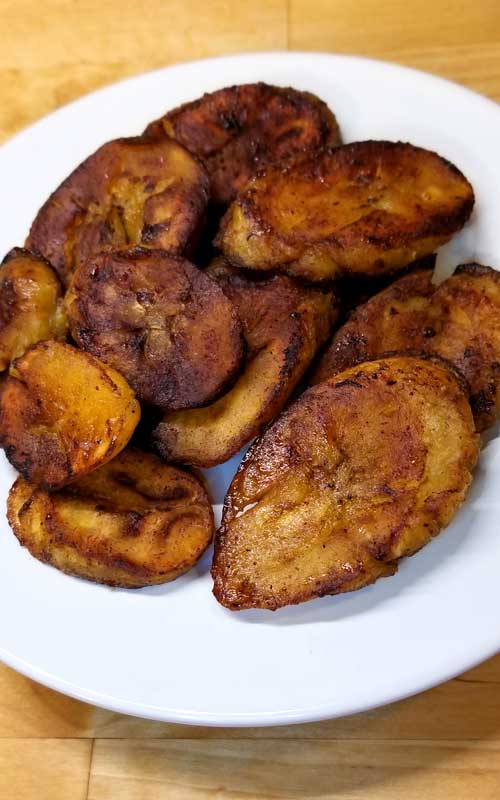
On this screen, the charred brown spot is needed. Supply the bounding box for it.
[122,511,144,537]
[141,222,170,243]
[470,387,496,415]
[336,379,363,388]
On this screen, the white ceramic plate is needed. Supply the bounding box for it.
[1,52,500,726]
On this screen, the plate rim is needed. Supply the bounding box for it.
[1,633,500,726]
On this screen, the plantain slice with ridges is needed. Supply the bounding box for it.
[312,262,500,431]
[66,248,244,411]
[153,258,337,467]
[0,341,140,489]
[0,248,67,370]
[144,83,341,207]
[217,141,474,282]
[213,356,479,611]
[7,447,213,588]
[27,136,209,286]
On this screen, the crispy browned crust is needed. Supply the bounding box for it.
[0,248,67,370]
[313,267,436,380]
[0,341,140,489]
[7,447,214,588]
[153,258,337,467]
[213,356,479,610]
[144,83,341,207]
[337,254,437,318]
[26,136,209,286]
[217,141,474,281]
[312,262,500,431]
[66,248,244,411]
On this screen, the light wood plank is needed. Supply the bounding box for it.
[0,0,287,141]
[2,655,500,740]
[0,663,95,737]
[290,0,500,101]
[0,738,92,800]
[88,738,500,799]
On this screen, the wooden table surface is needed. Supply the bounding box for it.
[1,1,500,797]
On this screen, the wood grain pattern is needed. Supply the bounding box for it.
[1,0,500,797]
[87,738,500,800]
[0,0,287,141]
[0,738,92,800]
[290,0,500,101]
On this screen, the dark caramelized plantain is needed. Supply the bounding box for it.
[213,356,478,611]
[7,447,213,588]
[66,248,244,411]
[217,141,474,281]
[337,254,437,318]
[27,136,209,286]
[144,83,341,207]
[153,259,337,467]
[0,248,67,370]
[313,262,500,431]
[0,341,140,489]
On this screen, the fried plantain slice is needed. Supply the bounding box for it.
[7,447,213,588]
[337,254,437,319]
[0,341,140,489]
[27,136,209,286]
[66,248,244,411]
[312,263,500,431]
[217,141,474,281]
[0,248,67,370]
[153,259,337,467]
[213,356,479,610]
[144,83,341,207]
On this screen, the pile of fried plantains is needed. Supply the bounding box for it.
[1,83,497,610]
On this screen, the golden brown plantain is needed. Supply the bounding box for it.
[66,248,244,411]
[144,83,341,207]
[217,141,474,281]
[213,356,479,611]
[0,248,67,370]
[0,341,140,489]
[153,259,337,467]
[27,136,209,286]
[312,262,500,431]
[7,447,213,588]
[337,254,437,318]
